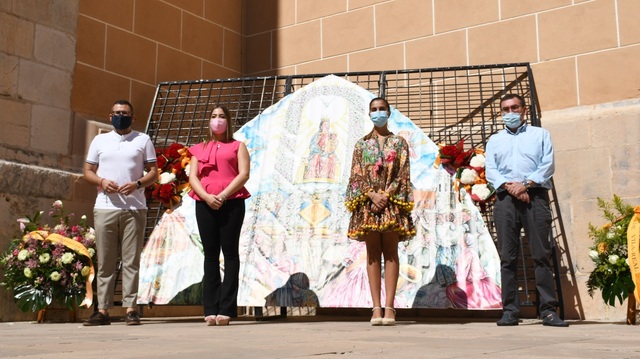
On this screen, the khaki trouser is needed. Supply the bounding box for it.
[93,208,147,309]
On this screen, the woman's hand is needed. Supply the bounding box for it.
[369,192,389,213]
[205,193,226,210]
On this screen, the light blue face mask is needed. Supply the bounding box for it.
[502,112,522,129]
[370,111,389,127]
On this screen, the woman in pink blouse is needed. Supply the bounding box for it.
[188,106,251,326]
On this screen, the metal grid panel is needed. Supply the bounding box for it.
[142,63,566,313]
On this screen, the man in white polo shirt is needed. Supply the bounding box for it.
[82,99,158,326]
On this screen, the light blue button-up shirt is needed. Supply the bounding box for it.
[485,123,555,190]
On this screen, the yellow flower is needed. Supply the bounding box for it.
[597,242,607,254]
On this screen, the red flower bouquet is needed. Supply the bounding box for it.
[146,143,191,209]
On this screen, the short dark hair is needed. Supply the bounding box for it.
[500,94,526,108]
[112,99,134,115]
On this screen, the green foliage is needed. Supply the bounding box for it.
[586,195,636,306]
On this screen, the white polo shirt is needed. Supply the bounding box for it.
[86,130,157,210]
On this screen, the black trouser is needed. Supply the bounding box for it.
[195,199,245,317]
[493,188,557,317]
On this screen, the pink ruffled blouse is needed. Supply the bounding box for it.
[188,140,251,201]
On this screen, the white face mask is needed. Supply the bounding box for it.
[370,111,389,127]
[502,112,522,128]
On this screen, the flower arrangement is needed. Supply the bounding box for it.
[438,139,495,207]
[586,195,636,306]
[438,139,474,175]
[146,142,191,209]
[0,200,96,312]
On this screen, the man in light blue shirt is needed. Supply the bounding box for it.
[485,94,568,327]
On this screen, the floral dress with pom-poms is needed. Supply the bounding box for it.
[345,131,415,241]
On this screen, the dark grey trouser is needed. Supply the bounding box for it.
[494,188,557,317]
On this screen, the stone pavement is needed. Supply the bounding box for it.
[1,315,639,359]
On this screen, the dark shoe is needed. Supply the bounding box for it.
[83,311,111,326]
[542,312,569,327]
[496,312,519,326]
[125,310,141,326]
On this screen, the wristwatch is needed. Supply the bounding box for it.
[522,180,531,190]
[136,180,143,189]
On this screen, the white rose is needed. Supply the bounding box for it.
[50,271,61,281]
[469,154,485,168]
[17,249,30,261]
[159,172,176,184]
[88,248,96,258]
[588,250,599,261]
[460,168,478,185]
[608,254,619,265]
[184,163,191,177]
[52,200,63,209]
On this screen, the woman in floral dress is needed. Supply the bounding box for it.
[345,97,415,326]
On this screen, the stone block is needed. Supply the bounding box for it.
[156,45,202,82]
[273,21,321,67]
[619,0,640,45]
[468,16,537,65]
[79,0,133,31]
[30,105,71,155]
[500,0,571,19]
[297,0,345,22]
[34,24,76,71]
[406,31,467,70]
[71,64,130,119]
[296,56,348,75]
[133,0,182,49]
[553,147,611,201]
[0,98,30,148]
[590,101,640,148]
[434,0,498,33]
[12,0,51,24]
[531,59,578,111]
[578,45,640,106]
[376,0,432,46]
[539,0,617,60]
[0,53,19,97]
[223,29,242,72]
[243,0,294,35]
[202,61,241,80]
[50,0,79,34]
[349,43,404,72]
[349,0,384,10]
[181,12,224,64]
[18,60,71,107]
[0,12,34,58]
[76,15,105,68]
[543,107,591,152]
[322,7,374,57]
[204,0,241,32]
[105,27,156,85]
[243,32,272,75]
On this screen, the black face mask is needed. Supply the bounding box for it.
[112,114,132,130]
